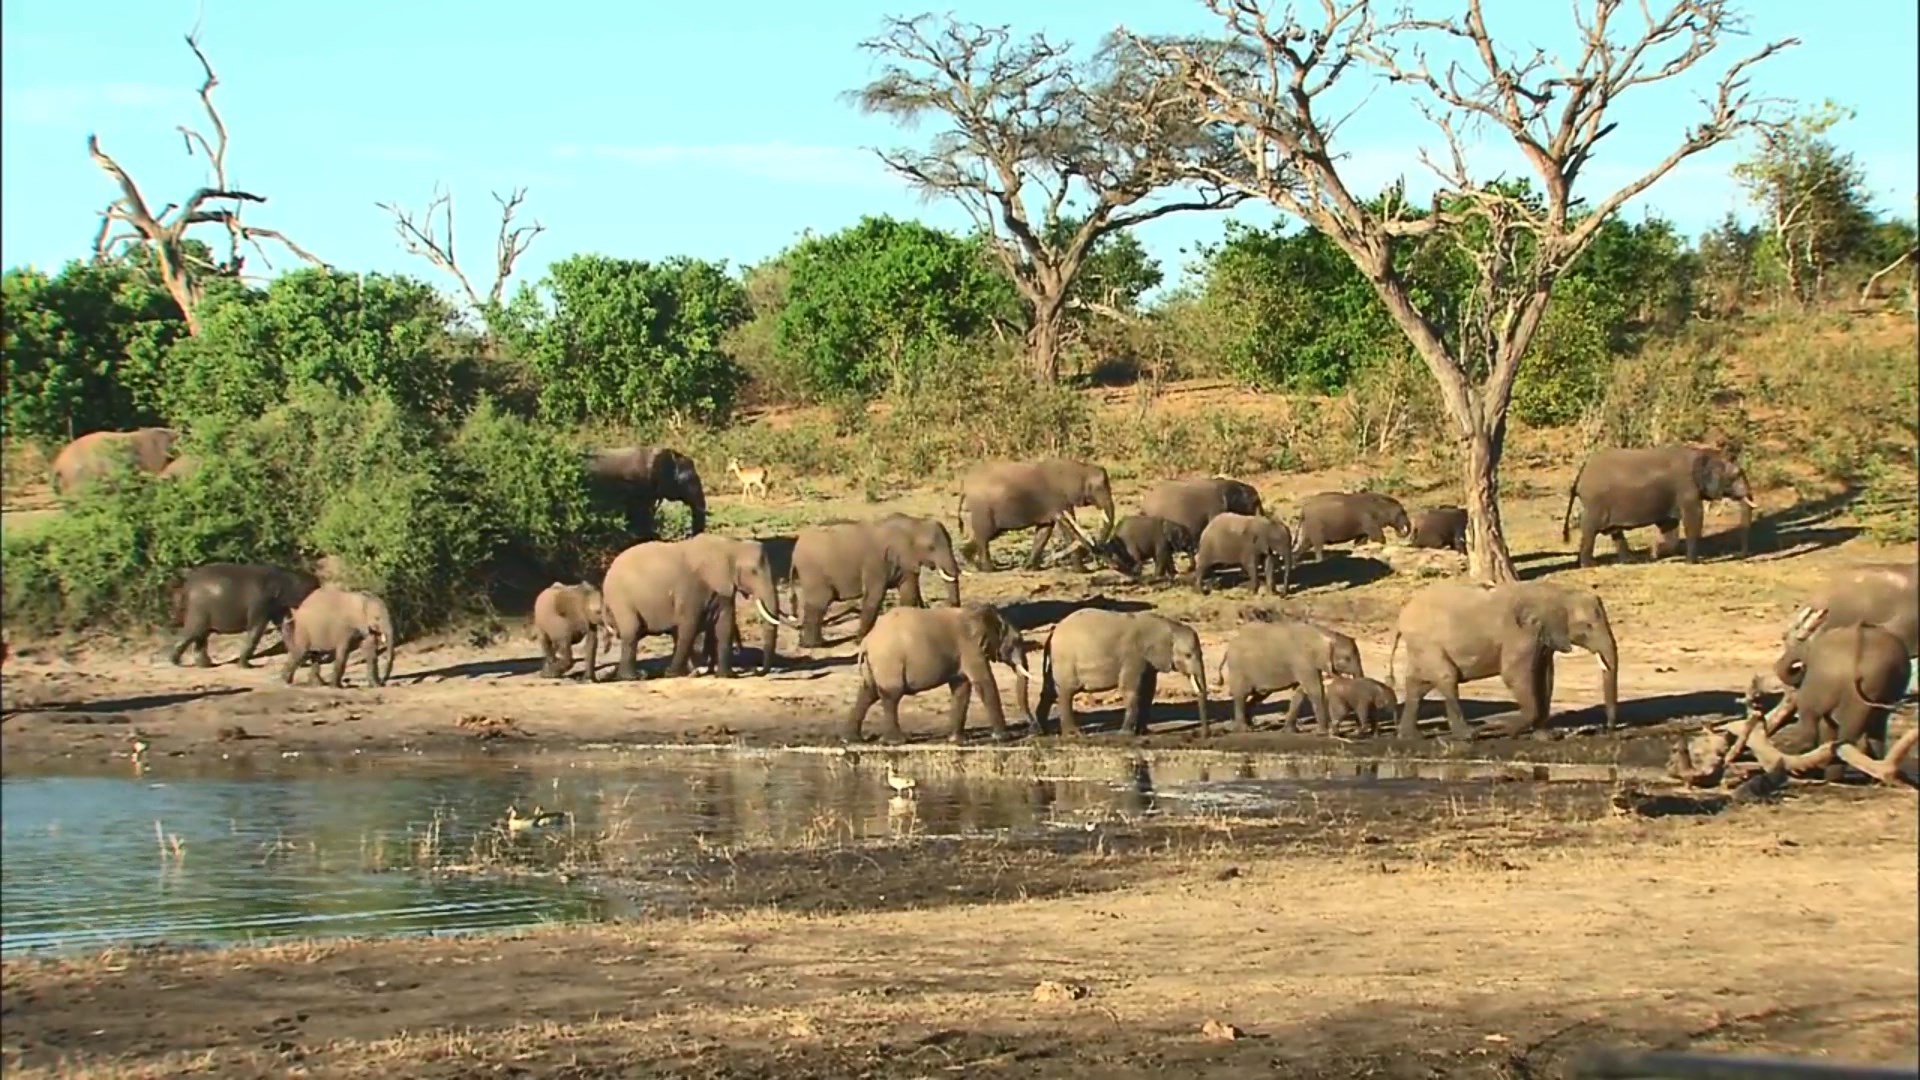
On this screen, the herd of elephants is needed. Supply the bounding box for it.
[41,428,1920,780]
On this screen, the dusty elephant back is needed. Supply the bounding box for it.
[1804,563,1920,655]
[1141,478,1241,535]
[1197,512,1284,555]
[1395,581,1501,637]
[51,428,176,492]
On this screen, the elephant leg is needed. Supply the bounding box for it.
[1240,554,1260,593]
[616,621,644,681]
[710,606,739,678]
[1498,651,1548,739]
[553,637,577,678]
[1122,666,1155,736]
[878,692,908,745]
[1281,687,1306,734]
[1231,689,1253,733]
[800,589,831,649]
[1650,521,1681,561]
[1192,557,1211,594]
[962,661,1011,743]
[1396,675,1431,740]
[1057,683,1085,738]
[1606,529,1633,563]
[361,636,382,688]
[946,679,973,744]
[583,629,600,683]
[1424,662,1471,740]
[1680,500,1705,563]
[1024,521,1057,570]
[968,511,998,571]
[665,618,700,678]
[1536,657,1556,741]
[279,631,307,685]
[1576,521,1600,567]
[329,644,352,688]
[898,573,925,608]
[1303,675,1333,737]
[1154,543,1175,581]
[844,680,879,742]
[856,587,886,642]
[234,618,269,668]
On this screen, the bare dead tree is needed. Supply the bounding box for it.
[375,184,545,338]
[854,14,1246,382]
[88,31,325,336]
[1134,0,1793,582]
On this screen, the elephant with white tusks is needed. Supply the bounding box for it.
[790,513,963,648]
[1035,608,1210,738]
[1562,444,1754,566]
[1390,581,1620,741]
[603,534,800,680]
[281,585,396,688]
[956,458,1116,571]
[844,603,1034,745]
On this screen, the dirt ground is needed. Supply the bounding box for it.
[2,791,1914,1078]
[1,459,1905,771]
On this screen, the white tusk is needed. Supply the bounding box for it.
[1191,674,1205,699]
[755,599,781,626]
[1590,649,1611,672]
[937,568,960,583]
[1014,659,1033,680]
[1740,496,1756,508]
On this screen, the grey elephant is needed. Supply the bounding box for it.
[1390,581,1620,740]
[791,513,963,647]
[1214,618,1365,733]
[1410,506,1468,554]
[844,603,1035,745]
[1139,476,1265,556]
[1294,491,1411,562]
[50,427,180,494]
[280,586,396,688]
[532,582,610,681]
[1769,608,1912,780]
[1791,563,1918,657]
[584,446,707,539]
[1323,676,1401,737]
[1034,608,1210,737]
[602,534,797,680]
[1562,444,1754,566]
[956,458,1116,571]
[1094,514,1194,581]
[169,562,321,668]
[1193,513,1294,596]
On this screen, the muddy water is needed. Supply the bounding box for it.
[0,747,1645,955]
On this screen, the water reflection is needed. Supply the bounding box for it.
[0,748,1633,956]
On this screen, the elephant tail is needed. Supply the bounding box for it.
[1211,654,1227,690]
[1387,631,1401,684]
[1560,463,1585,543]
[1851,627,1909,709]
[954,492,968,539]
[854,642,875,691]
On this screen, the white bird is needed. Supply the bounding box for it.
[885,763,917,797]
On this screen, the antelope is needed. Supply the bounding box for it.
[727,458,769,500]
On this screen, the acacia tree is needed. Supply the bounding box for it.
[375,185,546,345]
[1731,104,1873,306]
[88,31,323,336]
[854,14,1244,382]
[1136,0,1792,581]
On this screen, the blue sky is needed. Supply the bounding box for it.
[3,0,1914,298]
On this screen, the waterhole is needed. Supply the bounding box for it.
[0,747,1649,955]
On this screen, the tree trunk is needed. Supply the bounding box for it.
[1028,314,1064,383]
[1462,420,1519,583]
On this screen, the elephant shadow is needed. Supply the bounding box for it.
[1749,485,1865,562]
[1287,554,1394,593]
[1039,698,1209,737]
[22,686,249,717]
[1001,595,1153,632]
[406,656,548,682]
[1398,688,1743,735]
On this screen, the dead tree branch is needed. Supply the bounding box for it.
[87,30,324,333]
[1133,0,1794,582]
[375,185,545,323]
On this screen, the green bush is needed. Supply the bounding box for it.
[1512,277,1620,427]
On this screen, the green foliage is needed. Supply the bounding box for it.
[160,269,467,424]
[1733,103,1877,305]
[510,254,750,426]
[1511,277,1620,427]
[2,258,186,443]
[449,398,624,577]
[774,217,1017,398]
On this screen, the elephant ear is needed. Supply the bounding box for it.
[1513,595,1573,653]
[1690,449,1731,499]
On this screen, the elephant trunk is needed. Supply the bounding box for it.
[1184,658,1210,732]
[377,615,397,687]
[686,478,708,536]
[1735,497,1753,556]
[1592,634,1619,731]
[1009,642,1035,726]
[935,550,962,604]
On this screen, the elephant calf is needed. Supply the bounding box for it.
[282,586,396,689]
[169,562,320,668]
[1323,676,1400,737]
[845,603,1034,745]
[1409,506,1468,554]
[1097,514,1194,581]
[1035,608,1210,737]
[533,582,610,682]
[1193,513,1294,596]
[1295,491,1411,562]
[1216,618,1365,734]
[1769,607,1913,781]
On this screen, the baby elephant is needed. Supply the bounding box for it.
[1771,608,1913,781]
[845,602,1033,744]
[1098,514,1195,580]
[1323,676,1400,737]
[169,562,320,668]
[282,586,396,688]
[1409,506,1468,554]
[533,582,610,681]
[1295,491,1411,562]
[1215,617,1365,733]
[1194,513,1294,596]
[1036,608,1210,737]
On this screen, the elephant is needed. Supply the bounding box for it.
[1034,608,1210,737]
[280,586,396,688]
[955,458,1116,571]
[1410,506,1468,554]
[791,513,963,648]
[1094,514,1194,581]
[844,603,1035,745]
[159,454,198,480]
[1214,618,1365,733]
[1323,676,1401,738]
[168,562,320,668]
[1294,491,1411,562]
[1791,563,1918,658]
[1193,513,1294,596]
[1389,581,1620,740]
[1139,477,1265,558]
[532,582,611,681]
[584,446,707,540]
[1770,608,1913,781]
[1561,444,1754,566]
[602,533,797,680]
[49,427,179,494]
